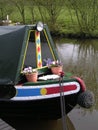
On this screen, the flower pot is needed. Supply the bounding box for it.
[51,66,63,75]
[25,72,38,82]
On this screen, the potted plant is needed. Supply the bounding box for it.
[50,60,63,75]
[22,67,38,82]
[43,58,63,75]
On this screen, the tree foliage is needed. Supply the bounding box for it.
[37,0,64,30]
[0,0,98,37]
[10,0,28,24]
[65,0,98,35]
[0,0,13,20]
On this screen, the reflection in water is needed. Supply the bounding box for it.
[68,107,98,130]
[56,39,98,108]
[3,116,75,130]
[55,39,98,130]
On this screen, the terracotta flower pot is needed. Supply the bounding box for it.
[25,72,38,82]
[51,66,63,75]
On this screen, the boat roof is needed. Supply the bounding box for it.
[0,24,58,85]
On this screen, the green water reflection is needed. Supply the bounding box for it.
[56,39,98,110]
[56,39,98,130]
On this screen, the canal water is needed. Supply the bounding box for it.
[3,39,98,130]
[56,38,98,130]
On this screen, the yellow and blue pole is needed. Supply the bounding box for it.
[35,31,42,68]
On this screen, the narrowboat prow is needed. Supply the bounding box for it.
[0,22,94,119]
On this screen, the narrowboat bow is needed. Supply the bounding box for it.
[0,22,94,119]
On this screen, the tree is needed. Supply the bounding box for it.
[0,0,13,20]
[34,0,64,30]
[27,0,37,24]
[10,0,27,24]
[65,0,98,35]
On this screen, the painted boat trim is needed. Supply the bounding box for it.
[11,81,80,101]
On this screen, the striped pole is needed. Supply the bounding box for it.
[35,31,42,68]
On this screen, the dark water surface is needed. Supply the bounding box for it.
[3,39,98,130]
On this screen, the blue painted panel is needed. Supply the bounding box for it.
[16,88,41,97]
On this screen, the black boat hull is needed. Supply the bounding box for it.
[0,93,78,119]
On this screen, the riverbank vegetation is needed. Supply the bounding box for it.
[0,0,98,38]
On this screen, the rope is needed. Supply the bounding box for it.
[59,72,67,130]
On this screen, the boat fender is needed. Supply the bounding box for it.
[77,90,95,108]
[0,85,16,99]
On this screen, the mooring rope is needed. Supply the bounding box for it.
[59,72,67,130]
